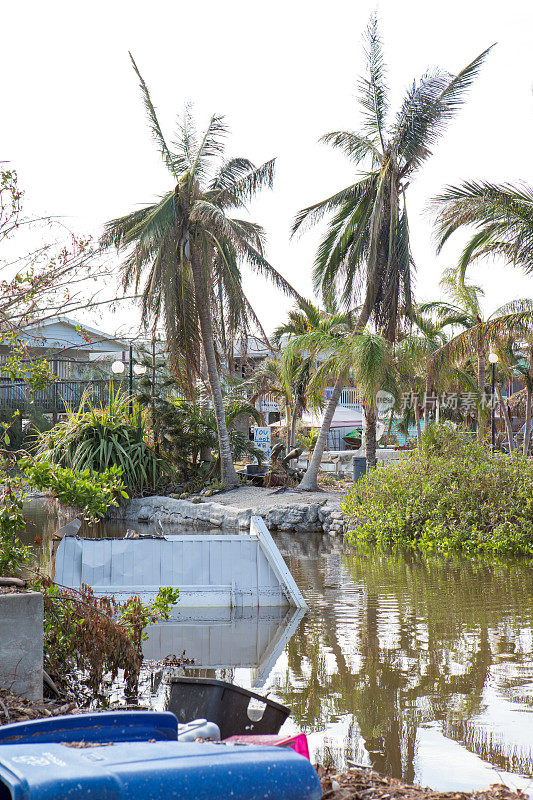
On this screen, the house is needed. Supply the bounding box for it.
[1,316,131,362]
[0,317,134,418]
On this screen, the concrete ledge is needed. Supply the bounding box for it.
[0,591,43,700]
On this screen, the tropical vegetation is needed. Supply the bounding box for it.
[101,55,299,488]
[289,17,490,489]
[35,389,169,496]
[343,426,533,557]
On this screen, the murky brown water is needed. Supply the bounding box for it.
[23,500,533,793]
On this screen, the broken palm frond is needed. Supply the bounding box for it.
[0,689,79,725]
[316,765,527,800]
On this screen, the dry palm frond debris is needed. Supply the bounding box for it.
[316,766,527,800]
[0,690,79,724]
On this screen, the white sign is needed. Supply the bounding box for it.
[253,426,271,458]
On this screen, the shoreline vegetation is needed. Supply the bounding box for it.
[343,426,533,558]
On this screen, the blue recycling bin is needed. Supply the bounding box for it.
[0,711,178,746]
[0,712,321,800]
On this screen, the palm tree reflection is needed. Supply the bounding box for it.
[271,536,533,780]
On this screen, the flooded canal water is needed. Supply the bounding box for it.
[22,499,533,793]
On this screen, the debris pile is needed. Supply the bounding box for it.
[0,690,78,724]
[317,766,527,800]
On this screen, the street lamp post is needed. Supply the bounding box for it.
[112,353,147,418]
[488,352,499,453]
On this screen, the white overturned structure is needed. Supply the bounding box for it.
[54,516,306,609]
[144,607,304,688]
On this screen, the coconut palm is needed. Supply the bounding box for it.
[272,300,322,448]
[291,17,490,488]
[433,181,533,280]
[430,298,533,450]
[102,56,298,487]
[284,315,397,471]
[293,17,490,340]
[248,355,292,450]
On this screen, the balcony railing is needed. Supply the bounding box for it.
[259,387,361,414]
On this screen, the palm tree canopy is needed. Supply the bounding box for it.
[101,55,300,395]
[293,16,492,341]
[430,298,533,376]
[433,181,533,280]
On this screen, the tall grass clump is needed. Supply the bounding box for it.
[36,388,170,496]
[343,425,533,557]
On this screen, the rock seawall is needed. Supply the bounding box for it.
[113,495,347,535]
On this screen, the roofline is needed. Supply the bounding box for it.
[22,316,131,348]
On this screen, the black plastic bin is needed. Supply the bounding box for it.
[168,677,290,739]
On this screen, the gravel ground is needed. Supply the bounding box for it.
[210,486,342,511]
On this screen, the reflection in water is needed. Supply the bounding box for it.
[25,503,533,790]
[269,537,533,789]
[144,607,304,688]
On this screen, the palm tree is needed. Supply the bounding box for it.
[285,316,396,471]
[248,355,292,450]
[291,17,490,488]
[430,299,533,450]
[272,300,322,448]
[102,56,298,487]
[433,181,533,280]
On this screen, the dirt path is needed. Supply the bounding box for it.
[211,485,342,511]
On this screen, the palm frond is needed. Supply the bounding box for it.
[320,131,381,165]
[393,46,493,174]
[209,159,275,208]
[129,53,177,177]
[292,175,377,237]
[357,14,389,150]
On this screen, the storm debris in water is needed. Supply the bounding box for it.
[0,690,79,724]
[316,766,527,800]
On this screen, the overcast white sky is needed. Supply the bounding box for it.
[3,0,533,339]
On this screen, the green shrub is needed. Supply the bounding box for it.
[35,388,171,496]
[22,460,128,523]
[342,426,533,557]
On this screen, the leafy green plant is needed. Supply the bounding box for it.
[35,387,171,496]
[343,425,533,557]
[138,387,264,485]
[22,460,128,523]
[0,474,30,576]
[296,427,319,453]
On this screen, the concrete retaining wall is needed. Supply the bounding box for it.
[112,495,347,535]
[0,591,43,700]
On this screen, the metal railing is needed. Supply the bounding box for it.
[325,386,362,412]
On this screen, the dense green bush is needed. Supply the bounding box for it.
[35,389,171,496]
[342,426,533,557]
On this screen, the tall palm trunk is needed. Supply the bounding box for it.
[298,370,347,491]
[365,403,377,470]
[190,249,239,488]
[297,306,371,492]
[495,383,514,453]
[413,392,422,446]
[524,349,533,457]
[423,377,432,430]
[523,385,532,457]
[290,402,300,449]
[284,402,292,452]
[477,347,486,443]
